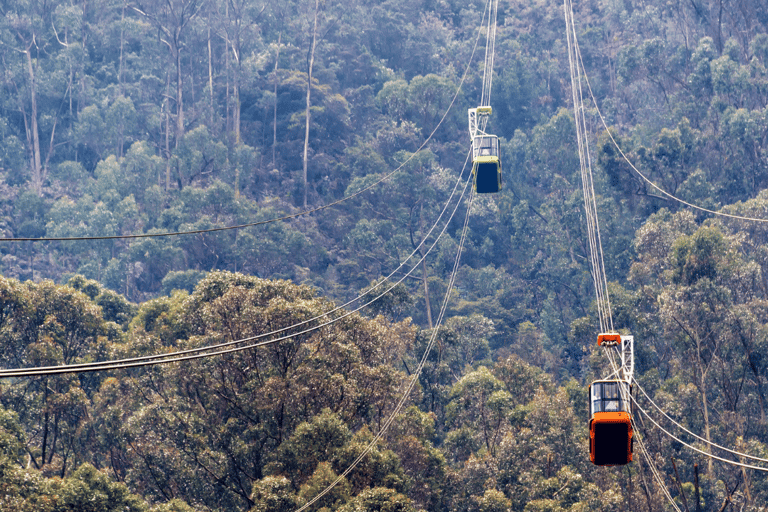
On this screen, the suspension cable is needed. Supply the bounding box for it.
[574,31,768,225]
[634,380,768,464]
[631,391,768,472]
[480,0,499,109]
[296,1,492,508]
[0,163,473,378]
[564,0,613,333]
[568,10,768,473]
[631,415,683,512]
[296,164,476,512]
[1,153,467,374]
[0,0,490,377]
[603,345,682,510]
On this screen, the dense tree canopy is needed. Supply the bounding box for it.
[1,0,768,510]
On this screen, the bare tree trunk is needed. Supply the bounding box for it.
[731,314,768,424]
[25,49,43,196]
[303,0,319,209]
[409,203,433,329]
[164,73,172,190]
[272,32,281,168]
[208,23,214,130]
[697,341,714,475]
[116,12,126,159]
[233,56,240,146]
[701,384,712,475]
[638,458,655,512]
[671,456,690,512]
[119,3,125,95]
[421,257,433,329]
[228,22,242,197]
[175,48,184,146]
[739,439,753,506]
[694,464,701,512]
[41,382,49,467]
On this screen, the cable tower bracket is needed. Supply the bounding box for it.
[597,333,634,383]
[468,106,492,140]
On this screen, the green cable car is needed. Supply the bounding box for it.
[468,106,502,193]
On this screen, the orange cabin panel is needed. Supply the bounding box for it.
[590,411,633,466]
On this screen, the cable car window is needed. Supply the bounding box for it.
[591,381,629,414]
[473,136,499,158]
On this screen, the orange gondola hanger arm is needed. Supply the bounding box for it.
[597,332,621,346]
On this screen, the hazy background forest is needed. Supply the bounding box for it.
[1,0,768,510]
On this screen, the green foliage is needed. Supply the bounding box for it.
[250,476,302,512]
[3,0,768,510]
[297,462,352,511]
[57,463,147,512]
[149,500,199,512]
[278,409,353,484]
[337,486,416,512]
[670,226,729,285]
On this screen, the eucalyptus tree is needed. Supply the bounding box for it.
[0,0,62,195]
[629,208,768,485]
[0,277,124,476]
[108,271,415,510]
[131,0,204,190]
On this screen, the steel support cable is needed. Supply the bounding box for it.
[480,0,499,109]
[298,1,494,506]
[1,157,468,374]
[602,346,682,511]
[634,379,768,465]
[296,169,476,512]
[0,1,491,376]
[0,5,487,245]
[631,415,684,512]
[573,37,768,225]
[602,330,682,511]
[566,0,768,475]
[0,164,474,378]
[631,391,768,472]
[565,6,718,507]
[564,0,613,333]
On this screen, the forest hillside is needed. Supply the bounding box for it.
[2,0,768,510]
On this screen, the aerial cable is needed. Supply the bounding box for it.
[572,32,768,225]
[631,415,684,512]
[631,391,768,472]
[296,4,498,512]
[634,380,768,465]
[0,167,472,377]
[603,345,682,510]
[298,3,495,507]
[480,0,499,109]
[0,0,491,375]
[564,0,613,332]
[0,157,474,378]
[297,5,494,507]
[606,341,682,512]
[296,165,477,512]
[0,159,470,376]
[566,4,768,474]
[0,1,487,245]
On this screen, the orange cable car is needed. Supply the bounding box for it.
[589,379,633,466]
